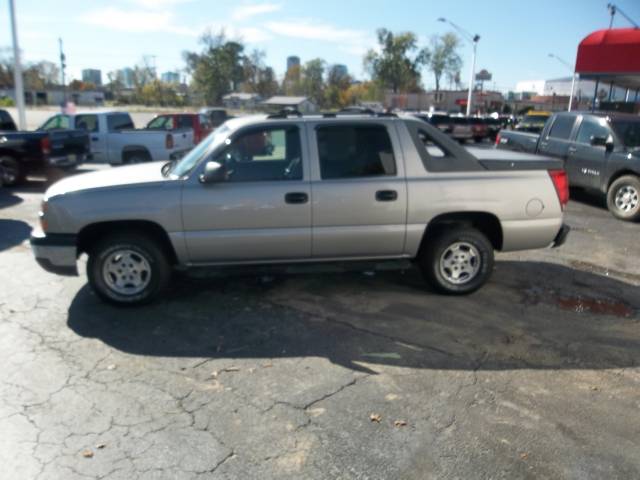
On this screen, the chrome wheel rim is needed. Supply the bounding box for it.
[102,249,152,296]
[615,185,639,213]
[439,242,481,285]
[0,159,18,184]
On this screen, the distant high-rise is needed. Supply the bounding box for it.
[118,68,135,88]
[161,71,180,84]
[334,64,348,78]
[81,69,102,86]
[286,56,300,72]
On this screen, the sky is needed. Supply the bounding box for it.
[1,0,640,91]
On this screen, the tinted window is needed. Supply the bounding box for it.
[547,116,575,140]
[40,115,70,131]
[428,115,449,125]
[576,116,611,145]
[317,125,396,179]
[75,114,99,133]
[611,120,640,148]
[108,113,134,132]
[177,115,193,129]
[0,110,16,130]
[218,127,302,182]
[451,117,468,125]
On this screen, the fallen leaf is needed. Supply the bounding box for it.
[248,368,256,374]
[520,452,529,460]
[81,449,94,458]
[96,443,106,449]
[370,413,382,423]
[211,370,219,379]
[394,420,407,427]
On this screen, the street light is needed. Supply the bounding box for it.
[549,53,576,112]
[438,17,480,117]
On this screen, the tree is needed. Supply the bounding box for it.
[183,30,246,105]
[427,33,462,103]
[283,64,303,96]
[301,58,325,105]
[324,64,352,108]
[364,29,429,93]
[242,49,278,98]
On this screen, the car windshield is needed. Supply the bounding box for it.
[611,120,640,149]
[169,124,231,177]
[521,115,549,124]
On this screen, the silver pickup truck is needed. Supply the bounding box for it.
[30,112,570,305]
[39,111,194,165]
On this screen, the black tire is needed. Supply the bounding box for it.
[0,155,25,187]
[124,151,151,165]
[607,175,640,222]
[417,227,494,295]
[473,137,483,143]
[87,233,172,306]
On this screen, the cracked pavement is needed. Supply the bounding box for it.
[1,168,639,479]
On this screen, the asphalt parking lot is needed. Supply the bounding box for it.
[1,165,639,480]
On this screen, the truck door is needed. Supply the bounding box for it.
[105,113,135,164]
[307,121,407,258]
[537,114,577,160]
[75,114,104,162]
[570,115,613,189]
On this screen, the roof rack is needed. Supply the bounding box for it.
[266,108,303,119]
[267,108,398,120]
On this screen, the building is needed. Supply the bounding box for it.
[161,71,180,84]
[333,64,348,78]
[286,56,300,72]
[222,92,261,110]
[261,96,318,114]
[0,87,104,106]
[385,90,504,114]
[81,69,102,86]
[515,80,546,96]
[118,68,135,88]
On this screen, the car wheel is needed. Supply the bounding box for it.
[87,233,171,306]
[125,152,151,164]
[418,227,494,295]
[607,175,640,221]
[0,156,24,187]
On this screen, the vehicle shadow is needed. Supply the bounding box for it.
[570,188,607,210]
[0,189,23,209]
[66,261,640,373]
[0,219,31,251]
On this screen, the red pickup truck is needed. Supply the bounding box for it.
[145,113,213,144]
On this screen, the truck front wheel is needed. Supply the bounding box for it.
[0,156,24,187]
[87,233,171,306]
[607,175,640,221]
[418,227,494,295]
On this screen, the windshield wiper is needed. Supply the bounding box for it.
[161,160,176,177]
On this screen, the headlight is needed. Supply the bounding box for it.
[39,200,48,232]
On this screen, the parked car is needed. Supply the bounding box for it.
[449,116,474,142]
[145,113,213,144]
[31,111,569,305]
[496,111,640,221]
[483,117,502,141]
[468,117,489,142]
[0,109,89,186]
[199,108,233,128]
[39,111,193,165]
[515,111,552,133]
[415,112,453,134]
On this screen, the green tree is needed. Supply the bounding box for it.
[364,29,429,93]
[301,58,325,105]
[242,49,278,98]
[427,33,462,103]
[183,30,245,105]
[324,64,352,108]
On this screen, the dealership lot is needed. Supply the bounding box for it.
[1,167,639,479]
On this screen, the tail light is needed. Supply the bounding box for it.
[166,133,174,149]
[549,169,569,209]
[495,133,501,146]
[41,136,51,156]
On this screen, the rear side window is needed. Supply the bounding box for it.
[177,115,193,129]
[40,114,70,131]
[147,116,174,130]
[108,114,134,132]
[0,110,15,130]
[576,116,611,144]
[317,125,396,179]
[547,116,575,140]
[75,114,99,133]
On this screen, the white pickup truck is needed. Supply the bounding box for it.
[39,111,194,165]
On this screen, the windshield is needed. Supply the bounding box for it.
[611,121,640,149]
[521,114,549,124]
[170,125,231,177]
[146,116,174,130]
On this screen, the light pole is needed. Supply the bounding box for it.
[549,53,576,111]
[438,17,480,117]
[8,0,26,130]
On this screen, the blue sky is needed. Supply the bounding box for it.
[1,0,639,90]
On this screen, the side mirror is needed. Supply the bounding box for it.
[199,161,225,184]
[605,135,615,153]
[590,135,607,147]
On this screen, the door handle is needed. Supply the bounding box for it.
[285,192,308,204]
[376,190,398,202]
[567,146,577,154]
[91,136,99,141]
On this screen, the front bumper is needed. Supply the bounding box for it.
[30,228,78,276]
[551,224,570,248]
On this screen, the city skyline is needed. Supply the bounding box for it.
[1,0,640,91]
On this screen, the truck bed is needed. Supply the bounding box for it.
[467,146,563,171]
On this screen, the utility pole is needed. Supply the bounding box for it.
[8,0,26,130]
[608,3,616,28]
[59,38,67,108]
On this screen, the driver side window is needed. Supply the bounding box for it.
[218,126,302,182]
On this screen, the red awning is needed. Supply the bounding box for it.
[576,28,640,75]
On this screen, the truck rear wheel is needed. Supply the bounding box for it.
[418,227,494,295]
[87,233,171,306]
[607,175,640,221]
[124,151,151,164]
[0,156,24,187]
